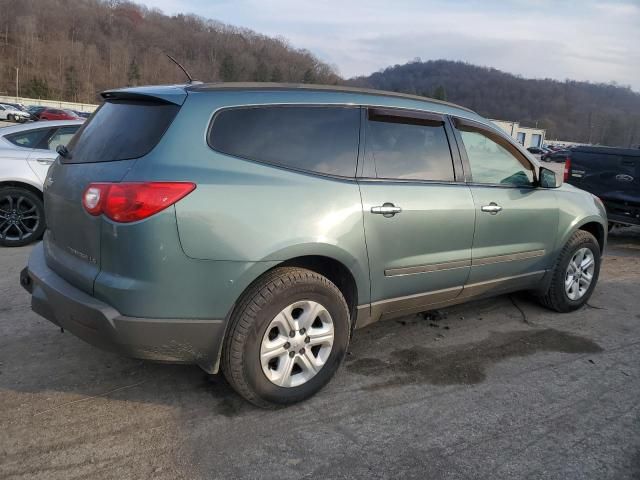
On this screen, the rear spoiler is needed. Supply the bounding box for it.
[101,85,188,106]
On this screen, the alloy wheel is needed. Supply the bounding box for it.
[260,300,334,388]
[0,193,41,242]
[564,247,595,301]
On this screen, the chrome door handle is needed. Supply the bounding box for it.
[36,158,54,165]
[371,203,402,216]
[481,203,502,214]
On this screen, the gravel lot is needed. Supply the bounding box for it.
[1,228,639,479]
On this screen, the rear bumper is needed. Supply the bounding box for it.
[21,243,225,372]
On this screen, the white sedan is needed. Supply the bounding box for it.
[0,104,31,123]
[0,120,83,246]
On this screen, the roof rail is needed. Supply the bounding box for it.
[186,82,476,114]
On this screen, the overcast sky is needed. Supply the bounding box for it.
[143,0,640,91]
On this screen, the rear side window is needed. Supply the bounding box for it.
[366,111,454,181]
[65,100,179,163]
[208,106,360,177]
[5,128,51,148]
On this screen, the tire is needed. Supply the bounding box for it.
[537,230,601,312]
[0,187,46,247]
[7,114,14,122]
[222,267,351,408]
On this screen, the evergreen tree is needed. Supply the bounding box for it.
[433,85,447,100]
[64,66,79,101]
[254,61,269,82]
[220,54,236,82]
[127,60,141,86]
[270,65,283,82]
[23,78,50,99]
[303,68,316,84]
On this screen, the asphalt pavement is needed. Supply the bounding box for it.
[1,228,639,479]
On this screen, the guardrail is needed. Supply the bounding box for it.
[0,95,98,113]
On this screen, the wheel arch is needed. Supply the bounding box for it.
[276,255,360,327]
[207,249,369,374]
[577,220,605,254]
[0,180,44,198]
[557,215,607,256]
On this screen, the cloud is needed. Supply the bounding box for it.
[141,0,640,90]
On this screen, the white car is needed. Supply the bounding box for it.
[0,104,31,123]
[0,120,83,246]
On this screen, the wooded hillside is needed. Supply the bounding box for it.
[0,0,339,104]
[349,60,640,147]
[1,1,638,147]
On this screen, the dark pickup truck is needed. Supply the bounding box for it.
[565,146,640,227]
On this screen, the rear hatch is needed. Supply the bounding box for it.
[43,88,185,294]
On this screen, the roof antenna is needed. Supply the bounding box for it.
[166,54,194,83]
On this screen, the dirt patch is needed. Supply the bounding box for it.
[347,328,602,389]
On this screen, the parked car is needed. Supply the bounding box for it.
[20,84,607,407]
[37,108,81,121]
[26,105,46,121]
[71,110,92,119]
[2,102,29,112]
[527,146,545,160]
[0,103,31,123]
[564,145,639,228]
[0,120,83,246]
[545,149,571,162]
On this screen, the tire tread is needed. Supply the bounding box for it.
[538,230,599,312]
[221,267,348,408]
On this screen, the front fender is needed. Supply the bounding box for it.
[555,188,607,258]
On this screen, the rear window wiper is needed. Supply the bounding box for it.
[56,145,71,159]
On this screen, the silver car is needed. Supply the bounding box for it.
[0,120,83,246]
[0,103,31,123]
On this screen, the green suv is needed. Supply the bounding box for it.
[20,84,607,407]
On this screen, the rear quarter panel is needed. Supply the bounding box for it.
[123,90,372,306]
[0,147,43,190]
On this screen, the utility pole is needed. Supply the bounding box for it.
[15,66,19,102]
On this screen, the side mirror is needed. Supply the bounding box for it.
[539,166,560,188]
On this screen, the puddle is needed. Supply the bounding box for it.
[347,328,602,389]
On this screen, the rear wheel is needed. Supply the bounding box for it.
[0,187,46,247]
[537,230,601,312]
[222,267,351,408]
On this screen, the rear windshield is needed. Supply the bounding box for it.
[64,100,179,163]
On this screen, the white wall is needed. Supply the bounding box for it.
[0,95,98,113]
[491,119,546,148]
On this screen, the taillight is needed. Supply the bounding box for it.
[82,182,196,223]
[563,157,571,182]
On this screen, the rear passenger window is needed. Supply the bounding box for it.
[5,129,51,148]
[365,111,454,181]
[209,106,360,177]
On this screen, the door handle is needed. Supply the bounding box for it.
[36,158,54,165]
[481,202,502,214]
[371,203,402,217]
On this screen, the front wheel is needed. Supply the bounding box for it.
[0,187,46,247]
[537,230,601,312]
[222,267,351,408]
